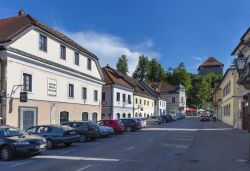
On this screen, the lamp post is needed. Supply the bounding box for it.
[235,54,250,161]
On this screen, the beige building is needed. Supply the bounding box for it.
[214,68,241,128]
[0,11,104,129]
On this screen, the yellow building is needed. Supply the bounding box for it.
[217,68,240,127]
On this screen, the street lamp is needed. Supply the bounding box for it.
[235,52,250,161]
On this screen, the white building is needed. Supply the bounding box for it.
[0,11,104,129]
[101,66,134,119]
[139,80,167,116]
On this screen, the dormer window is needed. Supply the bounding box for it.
[87,58,92,70]
[60,45,66,60]
[39,34,47,52]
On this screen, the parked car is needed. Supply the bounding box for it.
[62,121,100,143]
[146,116,162,125]
[98,125,114,137]
[159,115,171,123]
[98,119,125,134]
[119,118,140,132]
[0,126,47,161]
[26,125,80,149]
[133,118,147,128]
[170,114,178,121]
[200,114,210,122]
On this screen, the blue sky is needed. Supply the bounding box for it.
[1,0,250,74]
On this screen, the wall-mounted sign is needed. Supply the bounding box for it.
[47,78,57,96]
[20,92,28,102]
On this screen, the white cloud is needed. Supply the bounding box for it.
[192,57,202,61]
[60,30,160,75]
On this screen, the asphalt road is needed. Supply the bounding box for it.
[0,117,250,171]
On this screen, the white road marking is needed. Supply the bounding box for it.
[76,164,92,171]
[126,146,134,151]
[9,160,34,168]
[61,149,76,154]
[33,155,120,162]
[161,143,189,149]
[143,128,233,131]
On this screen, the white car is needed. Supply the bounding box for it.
[134,118,147,128]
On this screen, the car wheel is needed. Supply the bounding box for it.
[47,140,54,149]
[0,146,13,161]
[126,127,132,132]
[79,135,87,143]
[64,143,72,147]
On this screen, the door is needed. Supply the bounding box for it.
[19,107,37,130]
[92,112,97,122]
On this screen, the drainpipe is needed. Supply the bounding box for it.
[111,84,113,119]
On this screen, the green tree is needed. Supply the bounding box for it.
[132,55,149,80]
[167,62,191,91]
[147,58,166,82]
[116,55,128,75]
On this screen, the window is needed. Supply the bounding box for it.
[87,58,92,70]
[60,111,69,124]
[135,98,138,104]
[117,113,120,119]
[147,101,149,106]
[68,84,74,98]
[117,92,120,101]
[122,113,126,118]
[181,97,184,103]
[92,112,98,122]
[39,34,47,52]
[74,52,79,65]
[123,94,126,102]
[140,99,142,104]
[128,95,131,104]
[82,112,88,121]
[60,45,66,60]
[144,100,146,105]
[128,114,131,118]
[82,87,87,100]
[102,92,106,101]
[94,90,98,101]
[172,97,175,103]
[23,73,32,91]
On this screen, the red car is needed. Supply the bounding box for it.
[200,114,210,121]
[98,119,125,134]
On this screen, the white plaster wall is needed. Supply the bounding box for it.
[134,95,155,117]
[10,29,101,80]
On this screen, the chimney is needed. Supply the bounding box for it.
[18,10,26,16]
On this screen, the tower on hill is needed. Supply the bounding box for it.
[198,57,224,75]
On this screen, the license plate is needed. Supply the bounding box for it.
[70,131,76,135]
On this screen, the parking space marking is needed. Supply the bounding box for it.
[8,160,34,168]
[76,164,92,171]
[161,143,189,149]
[169,138,193,141]
[126,146,134,151]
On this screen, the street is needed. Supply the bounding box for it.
[0,117,250,171]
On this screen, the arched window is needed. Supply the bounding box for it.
[92,112,98,122]
[60,111,69,123]
[135,113,138,117]
[139,113,142,117]
[82,112,88,121]
[128,113,131,118]
[122,113,126,118]
[117,113,120,119]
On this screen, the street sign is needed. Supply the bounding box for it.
[20,92,28,102]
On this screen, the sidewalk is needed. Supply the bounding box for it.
[179,119,250,171]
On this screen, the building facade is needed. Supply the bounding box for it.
[0,11,104,129]
[101,66,134,119]
[198,57,224,75]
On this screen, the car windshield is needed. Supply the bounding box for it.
[0,127,26,137]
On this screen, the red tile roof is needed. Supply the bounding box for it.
[102,67,134,90]
[0,12,98,59]
[199,57,224,69]
[149,81,176,93]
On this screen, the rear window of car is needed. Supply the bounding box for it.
[0,127,26,137]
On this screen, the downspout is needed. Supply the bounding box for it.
[111,84,113,119]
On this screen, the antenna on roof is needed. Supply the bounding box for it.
[18,10,26,16]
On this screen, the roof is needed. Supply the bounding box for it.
[102,66,134,90]
[104,66,155,99]
[0,12,98,60]
[231,27,250,55]
[149,81,176,93]
[198,57,224,70]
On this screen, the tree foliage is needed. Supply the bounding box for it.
[132,55,149,80]
[116,55,128,75]
[147,58,166,82]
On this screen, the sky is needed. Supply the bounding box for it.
[0,0,250,74]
